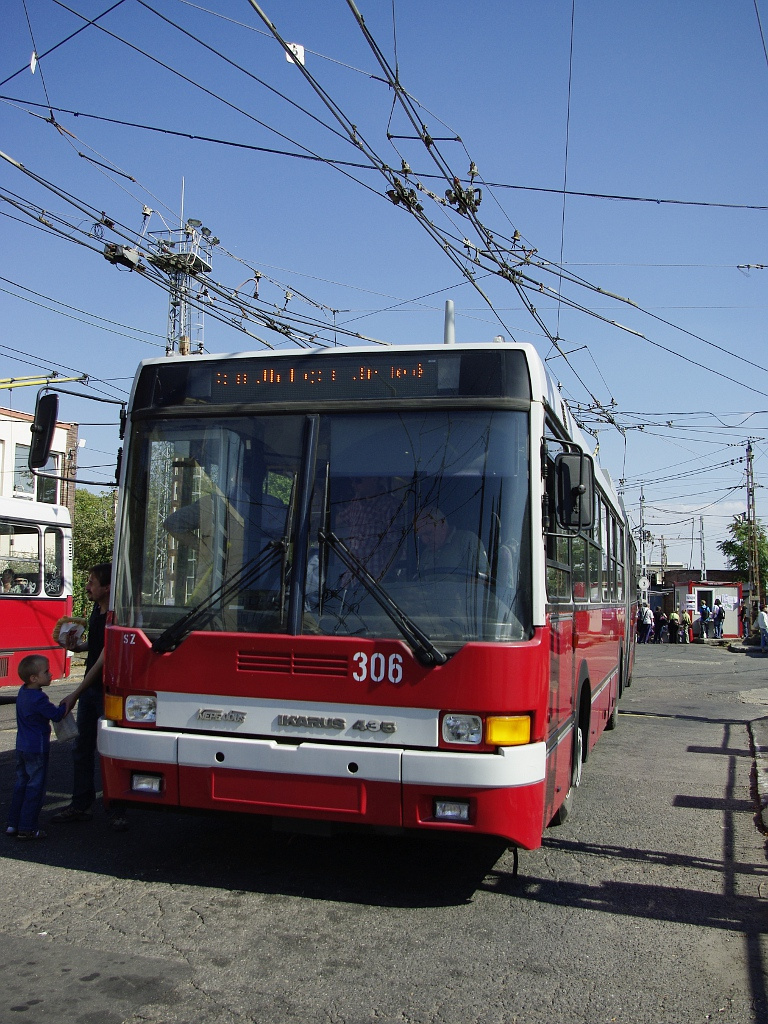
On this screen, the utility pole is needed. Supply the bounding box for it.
[700,516,706,580]
[746,441,762,609]
[639,487,646,584]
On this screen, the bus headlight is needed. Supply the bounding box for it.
[131,772,163,793]
[434,798,470,822]
[125,695,157,723]
[442,714,482,745]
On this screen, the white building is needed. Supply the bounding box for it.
[0,405,78,519]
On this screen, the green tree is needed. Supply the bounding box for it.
[72,488,116,616]
[717,518,768,602]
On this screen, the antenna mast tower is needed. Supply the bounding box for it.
[148,216,217,357]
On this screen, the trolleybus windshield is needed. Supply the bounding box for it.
[115,408,532,647]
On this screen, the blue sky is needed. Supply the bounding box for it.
[2,0,767,570]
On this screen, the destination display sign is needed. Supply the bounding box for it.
[132,348,531,409]
[211,353,437,401]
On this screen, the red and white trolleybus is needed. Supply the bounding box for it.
[99,343,636,849]
[0,495,74,687]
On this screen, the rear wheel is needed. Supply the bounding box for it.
[606,696,619,731]
[549,723,583,826]
[606,663,621,731]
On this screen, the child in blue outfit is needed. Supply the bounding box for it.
[6,655,67,841]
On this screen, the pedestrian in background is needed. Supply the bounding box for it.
[740,602,749,639]
[637,602,653,643]
[653,606,666,644]
[754,605,768,654]
[6,655,67,841]
[699,603,710,640]
[712,599,725,639]
[668,609,680,645]
[681,608,692,643]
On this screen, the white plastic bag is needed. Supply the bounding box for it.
[53,713,78,742]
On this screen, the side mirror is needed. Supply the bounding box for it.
[555,451,594,531]
[28,393,59,470]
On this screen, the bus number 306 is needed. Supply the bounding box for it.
[352,651,403,685]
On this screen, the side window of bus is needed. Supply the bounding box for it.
[544,449,571,600]
[600,498,610,601]
[615,522,624,601]
[44,528,64,596]
[572,535,587,600]
[0,524,40,595]
[588,539,601,601]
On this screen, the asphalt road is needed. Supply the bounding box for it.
[0,643,766,1024]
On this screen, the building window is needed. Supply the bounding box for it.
[14,445,58,503]
[13,445,33,496]
[36,456,59,503]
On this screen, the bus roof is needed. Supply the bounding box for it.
[0,495,71,528]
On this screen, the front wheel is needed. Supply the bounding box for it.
[549,724,583,827]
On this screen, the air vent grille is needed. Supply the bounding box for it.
[237,651,348,678]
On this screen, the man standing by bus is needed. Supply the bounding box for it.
[51,564,124,827]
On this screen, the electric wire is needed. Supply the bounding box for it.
[0,0,128,89]
[45,0,384,202]
[0,340,128,400]
[0,154,396,349]
[2,3,763,548]
[3,89,758,388]
[5,95,765,212]
[754,0,768,69]
[0,275,165,346]
[3,4,766,427]
[20,0,54,119]
[134,0,352,147]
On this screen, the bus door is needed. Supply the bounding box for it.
[545,534,576,818]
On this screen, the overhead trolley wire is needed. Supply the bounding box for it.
[4,3,765,417]
[6,96,765,213]
[242,0,521,344]
[0,0,128,89]
[133,0,352,147]
[0,275,165,347]
[0,149,396,351]
[42,0,383,202]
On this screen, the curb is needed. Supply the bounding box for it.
[726,641,762,654]
[748,718,768,832]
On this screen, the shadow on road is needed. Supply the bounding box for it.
[0,740,510,909]
[1,712,766,1019]
[483,718,768,1024]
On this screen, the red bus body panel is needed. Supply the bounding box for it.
[0,595,72,688]
[100,611,623,849]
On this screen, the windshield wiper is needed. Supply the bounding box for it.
[319,529,447,668]
[152,540,284,654]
